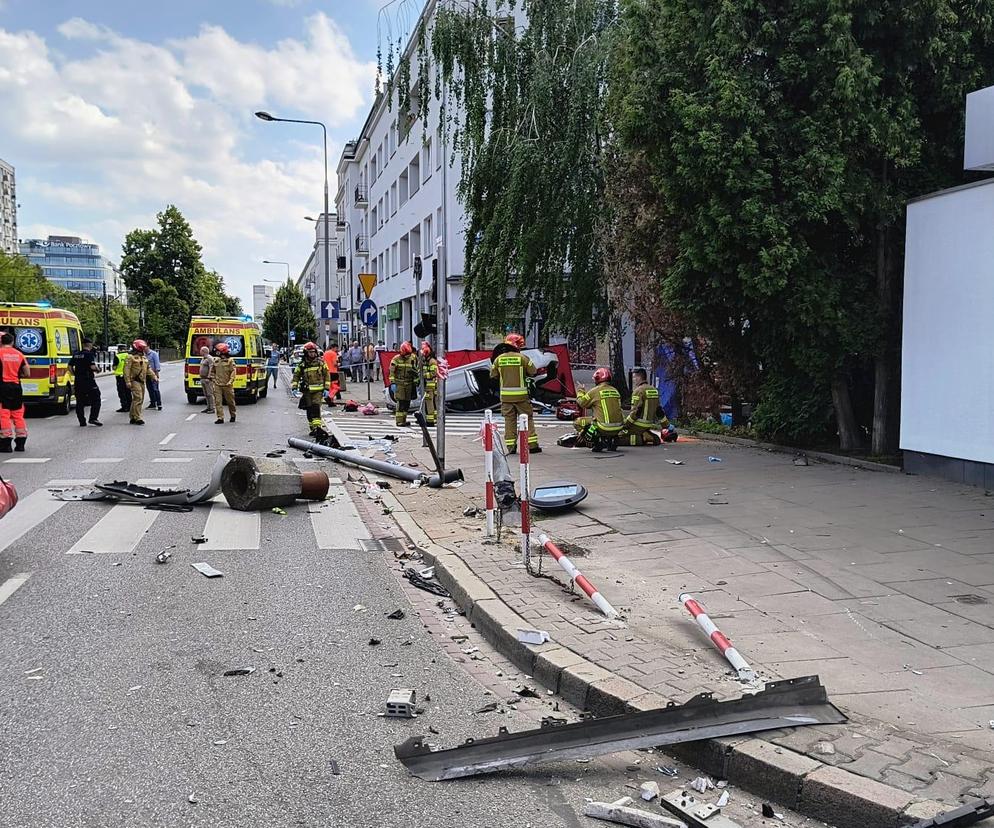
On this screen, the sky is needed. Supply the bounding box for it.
[0,0,428,312]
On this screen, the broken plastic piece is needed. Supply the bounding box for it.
[386,609,406,620]
[191,562,224,578]
[689,777,713,793]
[385,689,417,718]
[192,535,208,544]
[640,781,660,801]
[516,628,551,645]
[223,667,255,677]
[661,789,739,828]
[584,801,687,828]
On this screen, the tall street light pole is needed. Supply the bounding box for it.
[255,111,331,356]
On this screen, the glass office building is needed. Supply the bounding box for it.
[19,236,125,300]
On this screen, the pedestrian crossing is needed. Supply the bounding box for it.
[0,477,371,557]
[325,410,561,441]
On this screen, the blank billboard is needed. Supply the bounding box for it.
[901,179,994,464]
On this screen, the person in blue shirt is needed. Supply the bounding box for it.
[145,345,162,410]
[266,348,280,388]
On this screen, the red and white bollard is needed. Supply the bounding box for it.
[537,533,619,619]
[483,409,495,537]
[518,414,531,566]
[678,593,756,681]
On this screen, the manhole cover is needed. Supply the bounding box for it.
[952,594,989,605]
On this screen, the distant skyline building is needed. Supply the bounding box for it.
[0,159,17,256]
[19,235,125,300]
[253,284,274,323]
[296,212,339,348]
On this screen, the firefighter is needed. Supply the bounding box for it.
[420,341,439,426]
[210,342,237,424]
[113,348,131,412]
[574,367,624,451]
[293,342,331,435]
[489,333,541,453]
[389,341,418,427]
[124,340,150,426]
[621,368,668,446]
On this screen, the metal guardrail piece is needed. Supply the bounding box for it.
[395,675,846,781]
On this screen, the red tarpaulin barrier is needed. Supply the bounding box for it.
[376,345,576,397]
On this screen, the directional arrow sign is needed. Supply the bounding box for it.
[359,299,378,329]
[358,272,377,298]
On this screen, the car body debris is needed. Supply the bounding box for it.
[639,781,660,801]
[191,562,224,578]
[584,800,688,828]
[403,567,449,598]
[907,797,994,828]
[395,675,844,781]
[384,689,417,718]
[516,628,550,645]
[662,788,741,828]
[386,609,406,620]
[222,667,255,677]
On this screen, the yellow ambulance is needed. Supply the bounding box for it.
[184,316,267,405]
[0,302,83,414]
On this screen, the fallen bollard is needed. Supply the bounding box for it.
[221,455,330,511]
[536,532,619,619]
[287,437,464,488]
[679,592,756,682]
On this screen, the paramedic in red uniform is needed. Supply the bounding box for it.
[0,331,30,453]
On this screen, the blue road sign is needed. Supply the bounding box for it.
[338,323,350,335]
[320,300,340,320]
[289,331,296,342]
[359,299,378,329]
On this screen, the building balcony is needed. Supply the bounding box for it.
[355,236,370,256]
[354,186,368,208]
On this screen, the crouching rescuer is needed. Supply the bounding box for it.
[574,368,624,451]
[489,333,541,454]
[622,368,668,446]
[294,342,330,438]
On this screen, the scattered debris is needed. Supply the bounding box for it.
[212,739,227,746]
[145,503,193,512]
[793,452,809,466]
[664,459,684,465]
[655,766,679,777]
[375,480,392,489]
[187,793,198,805]
[517,628,551,645]
[707,456,723,463]
[716,790,729,808]
[353,604,367,613]
[191,535,208,544]
[368,638,381,647]
[329,759,340,775]
[463,506,481,517]
[640,781,660,801]
[907,799,994,828]
[761,804,775,818]
[155,547,174,564]
[385,689,417,718]
[815,741,836,755]
[403,567,450,598]
[474,702,499,714]
[222,667,255,677]
[386,609,406,620]
[690,777,714,793]
[513,685,540,699]
[419,566,435,580]
[191,562,224,578]
[24,667,43,676]
[272,507,287,515]
[662,788,738,827]
[395,675,845,780]
[584,800,687,828]
[707,498,729,505]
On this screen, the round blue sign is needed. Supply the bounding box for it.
[224,337,243,355]
[16,329,43,354]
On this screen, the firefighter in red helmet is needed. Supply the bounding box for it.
[293,342,330,435]
[210,341,238,423]
[574,367,624,451]
[389,342,418,427]
[124,339,150,425]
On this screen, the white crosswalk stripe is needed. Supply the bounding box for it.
[309,484,370,549]
[199,497,260,551]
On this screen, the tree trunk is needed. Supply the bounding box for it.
[831,373,862,450]
[872,159,897,456]
[730,395,745,428]
[609,313,630,400]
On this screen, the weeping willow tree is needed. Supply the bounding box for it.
[389,0,618,338]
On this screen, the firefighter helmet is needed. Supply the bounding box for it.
[132,339,148,352]
[593,367,612,384]
[399,341,414,356]
[504,333,526,350]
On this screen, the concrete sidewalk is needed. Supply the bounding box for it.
[331,410,994,824]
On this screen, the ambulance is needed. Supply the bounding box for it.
[0,302,84,414]
[184,316,267,404]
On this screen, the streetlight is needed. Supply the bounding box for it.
[255,110,331,356]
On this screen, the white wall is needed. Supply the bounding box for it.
[901,179,994,463]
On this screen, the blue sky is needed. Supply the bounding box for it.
[0,0,427,310]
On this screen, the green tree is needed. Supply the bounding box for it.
[143,279,190,349]
[0,251,47,302]
[262,281,316,347]
[45,284,138,347]
[608,0,994,449]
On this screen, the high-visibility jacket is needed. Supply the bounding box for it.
[389,354,418,401]
[210,355,237,388]
[293,358,330,398]
[576,382,624,433]
[421,356,438,389]
[113,352,128,377]
[489,352,536,401]
[626,382,667,429]
[124,353,149,385]
[323,349,339,375]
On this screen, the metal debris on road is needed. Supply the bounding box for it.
[664,459,684,466]
[386,609,406,620]
[689,777,713,793]
[639,781,660,801]
[385,689,417,718]
[329,759,340,776]
[222,667,255,677]
[403,567,450,598]
[583,801,688,828]
[191,535,208,544]
[707,456,722,463]
[512,685,540,699]
[368,638,381,646]
[662,789,740,828]
[656,766,679,777]
[907,797,994,828]
[395,675,845,781]
[155,546,175,564]
[191,562,224,578]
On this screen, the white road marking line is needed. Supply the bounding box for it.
[3,458,51,464]
[0,490,67,553]
[82,458,124,464]
[309,494,370,549]
[185,414,198,422]
[151,458,193,464]
[68,503,160,555]
[199,497,260,550]
[159,433,177,446]
[0,573,31,607]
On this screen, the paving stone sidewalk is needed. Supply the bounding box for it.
[332,411,994,808]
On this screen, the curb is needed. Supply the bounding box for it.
[379,487,946,828]
[686,430,903,474]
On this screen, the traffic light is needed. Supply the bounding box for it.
[414,313,437,338]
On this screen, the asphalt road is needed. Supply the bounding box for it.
[0,362,828,828]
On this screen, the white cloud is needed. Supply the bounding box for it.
[0,14,375,309]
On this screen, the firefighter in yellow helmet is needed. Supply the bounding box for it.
[293,342,330,434]
[621,368,668,446]
[489,333,541,453]
[574,367,624,451]
[389,342,418,427]
[419,341,439,426]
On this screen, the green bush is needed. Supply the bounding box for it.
[751,374,834,445]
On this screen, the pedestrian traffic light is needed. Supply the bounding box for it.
[414,313,437,338]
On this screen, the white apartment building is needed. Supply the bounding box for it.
[295,213,340,348]
[252,284,274,324]
[0,159,17,256]
[335,0,478,351]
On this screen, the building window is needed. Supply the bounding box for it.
[424,215,433,256]
[436,124,443,169]
[391,242,399,277]
[422,139,432,182]
[391,182,398,216]
[400,233,410,272]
